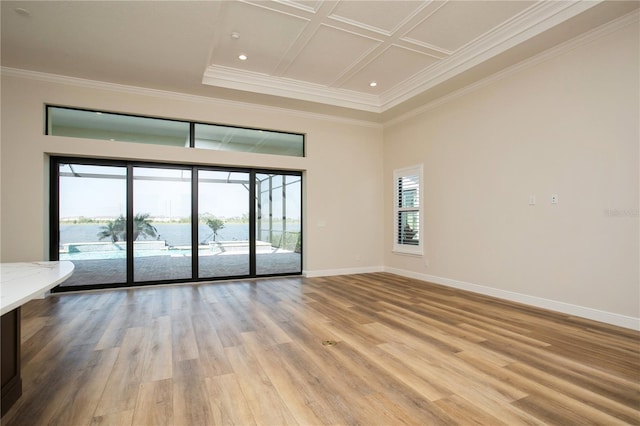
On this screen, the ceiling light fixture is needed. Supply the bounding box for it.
[238,54,247,61]
[231,32,240,39]
[369,81,377,87]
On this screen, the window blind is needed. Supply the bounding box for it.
[396,175,419,245]
[393,165,423,255]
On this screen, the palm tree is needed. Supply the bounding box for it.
[97,214,157,242]
[97,222,118,243]
[206,217,225,241]
[97,219,123,243]
[132,213,158,241]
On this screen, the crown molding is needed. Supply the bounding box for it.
[202,65,381,113]
[201,0,603,114]
[2,2,633,130]
[0,67,382,129]
[379,0,600,110]
[384,9,640,128]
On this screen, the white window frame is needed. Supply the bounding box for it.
[393,164,423,256]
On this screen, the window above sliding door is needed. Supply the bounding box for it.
[46,106,305,157]
[47,107,190,147]
[195,123,303,157]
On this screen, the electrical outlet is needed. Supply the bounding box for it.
[529,195,536,205]
[551,194,558,204]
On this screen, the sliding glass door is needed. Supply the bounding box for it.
[51,158,302,291]
[256,173,302,275]
[57,163,127,287]
[198,170,250,278]
[133,166,192,282]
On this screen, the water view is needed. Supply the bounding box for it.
[60,222,254,247]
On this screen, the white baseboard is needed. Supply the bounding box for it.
[384,267,640,331]
[304,266,384,278]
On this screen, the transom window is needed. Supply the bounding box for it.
[46,105,305,157]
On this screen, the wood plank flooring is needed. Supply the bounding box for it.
[2,272,639,425]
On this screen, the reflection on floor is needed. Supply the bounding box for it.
[58,252,302,287]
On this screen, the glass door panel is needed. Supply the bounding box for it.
[58,163,127,287]
[198,170,250,278]
[133,167,192,282]
[256,173,302,275]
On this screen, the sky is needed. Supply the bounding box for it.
[58,164,300,220]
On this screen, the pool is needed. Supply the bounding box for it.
[59,248,211,261]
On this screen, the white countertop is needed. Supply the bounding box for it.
[0,261,74,315]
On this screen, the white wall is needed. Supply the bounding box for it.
[384,17,639,328]
[0,74,385,274]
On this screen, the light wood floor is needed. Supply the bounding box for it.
[2,273,639,425]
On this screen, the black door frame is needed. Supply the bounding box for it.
[49,156,303,292]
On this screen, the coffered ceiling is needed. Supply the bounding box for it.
[203,0,537,111]
[1,1,638,123]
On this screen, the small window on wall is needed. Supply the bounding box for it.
[393,165,423,255]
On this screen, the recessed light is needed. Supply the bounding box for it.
[231,32,240,40]
[238,54,247,61]
[369,81,377,87]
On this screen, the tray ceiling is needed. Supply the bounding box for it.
[1,1,638,121]
[203,0,536,111]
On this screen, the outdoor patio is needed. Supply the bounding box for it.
[58,251,302,287]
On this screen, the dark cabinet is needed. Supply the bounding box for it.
[1,307,22,417]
